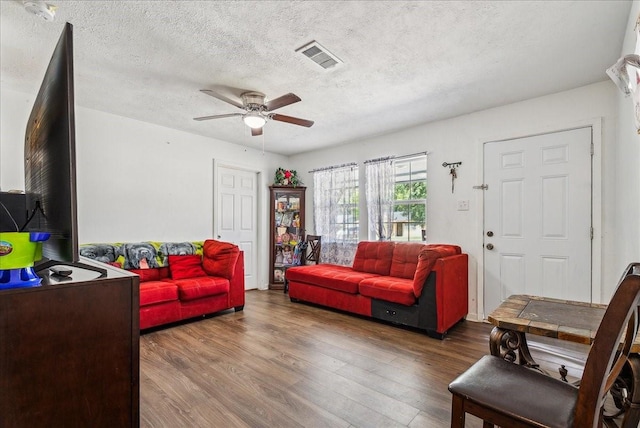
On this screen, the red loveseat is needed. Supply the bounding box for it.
[80,239,245,330]
[285,241,468,338]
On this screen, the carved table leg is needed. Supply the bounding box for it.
[489,327,540,370]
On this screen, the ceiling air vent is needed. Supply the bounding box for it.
[296,41,342,70]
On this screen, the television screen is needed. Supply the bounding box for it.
[23,22,78,265]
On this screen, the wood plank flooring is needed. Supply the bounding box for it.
[139,290,587,428]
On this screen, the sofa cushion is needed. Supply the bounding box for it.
[389,243,426,279]
[202,240,240,280]
[168,254,207,280]
[352,241,395,275]
[358,276,416,306]
[129,266,170,283]
[174,276,230,301]
[413,244,462,297]
[139,280,178,306]
[286,264,380,294]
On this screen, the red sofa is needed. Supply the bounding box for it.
[285,241,467,338]
[80,239,245,330]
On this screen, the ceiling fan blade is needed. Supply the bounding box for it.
[265,93,301,111]
[270,113,314,127]
[251,127,263,137]
[200,89,244,109]
[193,113,243,121]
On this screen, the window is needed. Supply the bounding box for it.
[312,164,359,265]
[391,156,427,241]
[313,165,359,241]
[334,169,360,242]
[365,154,427,242]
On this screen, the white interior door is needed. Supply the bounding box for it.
[215,165,258,290]
[483,127,592,317]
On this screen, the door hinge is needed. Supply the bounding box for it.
[473,184,489,190]
[590,142,594,156]
[590,227,594,240]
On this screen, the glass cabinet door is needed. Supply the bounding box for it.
[270,186,305,289]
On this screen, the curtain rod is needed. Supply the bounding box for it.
[364,156,393,165]
[396,150,428,160]
[364,151,428,164]
[309,162,357,173]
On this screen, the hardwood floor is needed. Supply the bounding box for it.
[139,290,585,428]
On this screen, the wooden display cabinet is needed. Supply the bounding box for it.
[269,186,305,289]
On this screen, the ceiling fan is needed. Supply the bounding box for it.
[194,89,314,136]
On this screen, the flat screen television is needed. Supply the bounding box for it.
[22,22,104,276]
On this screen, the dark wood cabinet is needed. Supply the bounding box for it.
[269,186,305,289]
[0,259,140,427]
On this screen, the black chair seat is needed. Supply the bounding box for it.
[449,355,578,428]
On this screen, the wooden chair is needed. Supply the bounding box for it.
[448,263,640,428]
[305,235,321,264]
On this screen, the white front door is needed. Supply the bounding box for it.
[483,127,592,317]
[215,165,258,290]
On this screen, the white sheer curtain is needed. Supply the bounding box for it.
[313,165,358,265]
[313,168,334,239]
[365,158,394,241]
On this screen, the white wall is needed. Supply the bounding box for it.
[613,1,640,286]
[291,81,619,320]
[0,85,288,289]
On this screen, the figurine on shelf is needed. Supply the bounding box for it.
[293,243,302,265]
[292,213,300,228]
[282,244,293,265]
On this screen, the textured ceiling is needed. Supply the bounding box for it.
[0,1,632,156]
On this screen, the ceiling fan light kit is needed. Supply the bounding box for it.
[194,89,314,135]
[243,111,266,129]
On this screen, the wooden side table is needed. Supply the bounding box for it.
[488,295,640,428]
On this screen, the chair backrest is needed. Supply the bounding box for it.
[574,262,640,427]
[305,235,321,264]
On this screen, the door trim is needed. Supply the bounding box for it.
[475,117,602,320]
[213,159,263,289]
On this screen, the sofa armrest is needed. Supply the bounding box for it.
[229,251,245,310]
[432,253,468,334]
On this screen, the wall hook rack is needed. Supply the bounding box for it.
[443,161,462,193]
[442,161,462,168]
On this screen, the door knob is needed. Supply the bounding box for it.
[487,231,494,237]
[486,243,494,250]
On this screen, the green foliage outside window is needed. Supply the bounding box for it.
[393,182,426,224]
